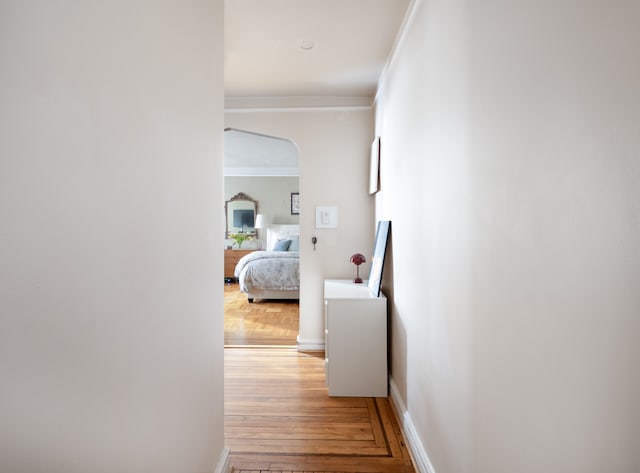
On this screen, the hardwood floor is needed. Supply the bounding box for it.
[225,348,415,473]
[224,284,414,472]
[224,282,299,346]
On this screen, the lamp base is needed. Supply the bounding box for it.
[353,277,363,284]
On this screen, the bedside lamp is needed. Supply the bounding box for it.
[350,253,366,283]
[254,213,265,249]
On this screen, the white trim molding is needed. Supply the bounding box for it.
[374,0,421,106]
[224,167,299,177]
[225,95,372,111]
[296,336,325,352]
[389,377,437,473]
[214,447,231,473]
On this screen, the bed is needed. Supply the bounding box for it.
[234,224,300,302]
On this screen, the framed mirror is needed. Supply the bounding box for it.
[225,192,258,236]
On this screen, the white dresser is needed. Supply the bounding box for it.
[323,279,388,397]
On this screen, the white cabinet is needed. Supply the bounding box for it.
[324,279,387,397]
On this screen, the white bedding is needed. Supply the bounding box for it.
[234,224,300,302]
[234,250,300,293]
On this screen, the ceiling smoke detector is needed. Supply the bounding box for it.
[300,40,314,50]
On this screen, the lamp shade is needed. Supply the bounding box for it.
[254,213,265,229]
[350,253,366,265]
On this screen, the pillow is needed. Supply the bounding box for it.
[267,227,299,250]
[272,239,291,251]
[288,238,300,251]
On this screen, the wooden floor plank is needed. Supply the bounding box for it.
[225,282,299,346]
[225,348,415,473]
[225,289,414,473]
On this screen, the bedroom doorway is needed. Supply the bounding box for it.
[223,128,300,347]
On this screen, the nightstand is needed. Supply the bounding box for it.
[224,249,253,281]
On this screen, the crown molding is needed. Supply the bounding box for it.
[225,95,373,111]
[374,0,421,106]
[224,167,299,177]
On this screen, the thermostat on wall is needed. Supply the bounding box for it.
[315,206,338,228]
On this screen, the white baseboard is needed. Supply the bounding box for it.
[214,447,231,473]
[389,378,437,473]
[296,336,325,351]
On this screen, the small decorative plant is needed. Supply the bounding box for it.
[229,232,253,248]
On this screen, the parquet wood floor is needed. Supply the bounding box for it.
[224,282,299,346]
[225,348,415,473]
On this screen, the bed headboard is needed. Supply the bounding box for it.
[266,224,300,251]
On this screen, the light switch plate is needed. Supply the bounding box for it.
[315,206,338,228]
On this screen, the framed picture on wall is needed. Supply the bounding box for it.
[369,136,381,194]
[291,192,300,215]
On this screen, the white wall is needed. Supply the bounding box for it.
[375,0,640,472]
[225,109,374,348]
[0,2,226,472]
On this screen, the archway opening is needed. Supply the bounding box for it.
[223,128,300,346]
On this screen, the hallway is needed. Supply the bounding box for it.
[225,347,415,473]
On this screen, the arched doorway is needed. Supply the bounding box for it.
[223,128,300,346]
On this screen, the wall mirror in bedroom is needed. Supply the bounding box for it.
[225,192,257,236]
[223,128,300,347]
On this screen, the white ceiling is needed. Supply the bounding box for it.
[224,0,410,175]
[224,0,411,101]
[224,128,299,176]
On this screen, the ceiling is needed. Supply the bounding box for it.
[224,0,410,175]
[224,0,411,101]
[224,128,299,176]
